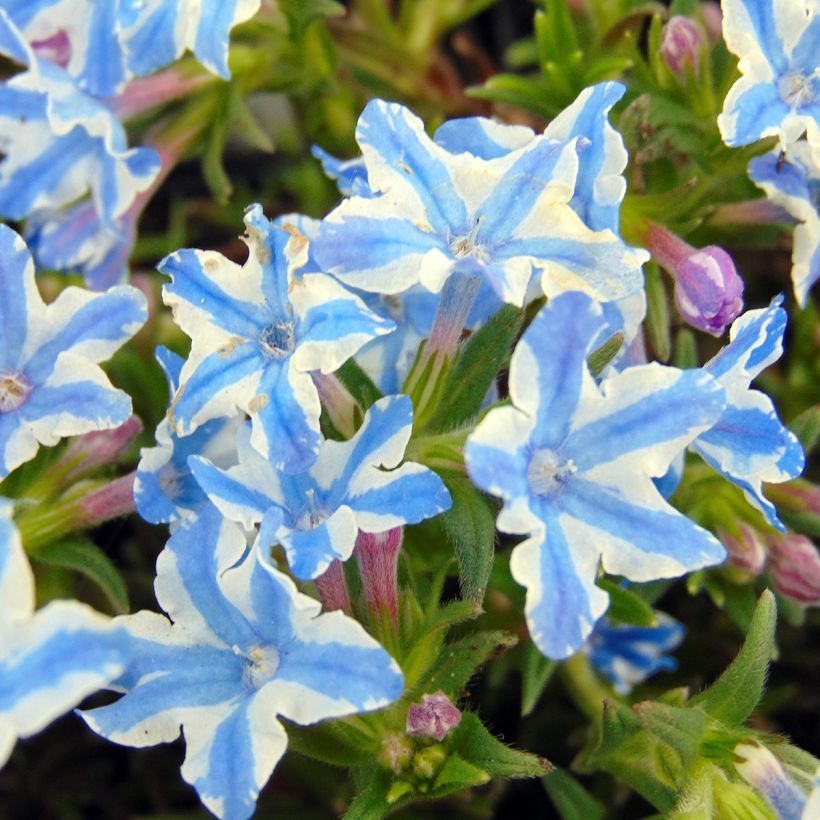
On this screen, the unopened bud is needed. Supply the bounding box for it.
[700,2,723,43]
[645,223,744,336]
[734,743,807,819]
[412,746,447,780]
[77,473,137,528]
[60,416,143,483]
[768,480,820,515]
[378,734,413,774]
[355,528,403,625]
[313,559,352,616]
[660,16,705,78]
[767,534,820,606]
[719,525,767,578]
[407,691,462,742]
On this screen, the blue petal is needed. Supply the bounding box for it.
[433,116,532,159]
[20,378,131,430]
[311,146,372,197]
[726,80,791,147]
[0,224,35,368]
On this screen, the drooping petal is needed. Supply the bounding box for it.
[0,498,33,621]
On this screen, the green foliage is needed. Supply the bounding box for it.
[598,578,658,627]
[542,769,606,820]
[520,642,557,716]
[32,538,129,615]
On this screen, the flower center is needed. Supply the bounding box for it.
[527,448,576,497]
[259,321,296,359]
[296,488,325,531]
[778,71,817,108]
[237,644,280,689]
[0,370,33,413]
[157,463,185,500]
[449,218,488,262]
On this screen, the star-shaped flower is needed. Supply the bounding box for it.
[465,291,726,659]
[0,225,146,480]
[82,505,404,820]
[190,394,451,580]
[748,143,819,306]
[718,0,820,160]
[0,498,125,769]
[691,296,805,530]
[135,347,240,527]
[161,204,395,473]
[0,11,160,231]
[314,91,647,309]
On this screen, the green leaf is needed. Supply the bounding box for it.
[411,630,517,702]
[779,508,820,538]
[597,578,658,627]
[285,721,375,767]
[202,88,237,203]
[587,332,624,378]
[631,701,706,767]
[542,769,606,820]
[278,0,345,35]
[427,305,524,432]
[789,405,820,453]
[672,328,699,370]
[32,538,129,614]
[450,713,553,779]
[438,472,496,603]
[690,590,777,727]
[521,642,556,716]
[645,264,671,362]
[335,358,383,414]
[432,753,490,791]
[343,767,392,820]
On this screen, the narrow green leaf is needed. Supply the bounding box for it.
[232,97,275,153]
[438,472,496,603]
[202,88,236,203]
[598,579,658,627]
[690,590,777,727]
[789,405,820,453]
[450,713,553,778]
[411,630,517,702]
[427,305,524,432]
[645,264,671,362]
[33,539,129,614]
[521,642,556,716]
[672,327,699,370]
[542,769,606,820]
[335,358,383,413]
[432,753,489,792]
[343,767,392,820]
[587,332,624,378]
[285,721,375,767]
[278,0,345,34]
[779,508,820,538]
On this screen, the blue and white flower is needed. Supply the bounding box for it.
[464,291,726,659]
[135,347,240,527]
[121,0,261,81]
[190,394,451,580]
[314,97,647,308]
[161,204,394,473]
[0,11,160,231]
[0,498,126,769]
[718,0,820,159]
[748,143,820,306]
[692,296,805,530]
[585,612,685,694]
[0,225,146,480]
[82,506,404,820]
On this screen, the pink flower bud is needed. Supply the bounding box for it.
[114,69,211,120]
[60,416,143,483]
[768,480,820,514]
[406,691,462,742]
[645,223,744,336]
[355,528,403,624]
[77,473,137,528]
[379,734,413,773]
[314,559,353,616]
[767,534,820,606]
[661,16,706,78]
[719,525,767,577]
[700,2,723,43]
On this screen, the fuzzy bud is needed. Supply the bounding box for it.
[412,746,448,780]
[76,473,137,528]
[313,560,352,616]
[378,734,414,774]
[355,528,403,624]
[734,743,808,820]
[59,416,143,483]
[767,534,820,606]
[645,222,744,336]
[719,525,767,578]
[406,691,462,742]
[660,16,705,78]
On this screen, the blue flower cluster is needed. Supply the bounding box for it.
[0,57,809,819]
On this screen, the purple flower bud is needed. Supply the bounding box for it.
[661,16,706,78]
[406,691,462,742]
[767,534,820,606]
[77,473,137,528]
[314,559,352,616]
[645,223,744,336]
[719,524,767,577]
[734,743,808,819]
[59,415,143,484]
[379,734,414,773]
[355,528,403,625]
